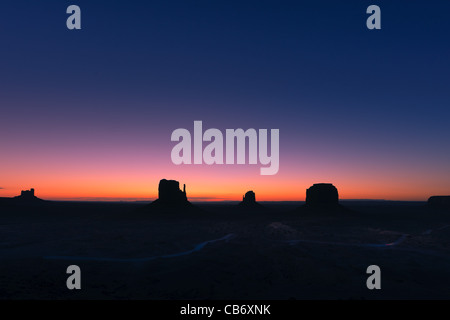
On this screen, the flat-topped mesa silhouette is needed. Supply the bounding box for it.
[428,196,450,209]
[298,183,350,214]
[306,183,339,207]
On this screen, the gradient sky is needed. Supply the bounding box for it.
[1,0,450,201]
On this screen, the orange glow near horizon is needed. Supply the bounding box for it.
[1,166,448,202]
[1,136,449,202]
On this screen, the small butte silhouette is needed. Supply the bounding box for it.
[0,188,46,205]
[236,190,267,212]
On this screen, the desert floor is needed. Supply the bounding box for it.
[0,201,449,299]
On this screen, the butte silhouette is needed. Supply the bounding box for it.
[306,183,339,206]
[428,196,450,210]
[0,188,46,205]
[236,190,266,212]
[299,183,349,214]
[138,179,200,214]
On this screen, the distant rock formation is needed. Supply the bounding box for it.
[298,183,349,215]
[237,190,265,211]
[18,188,35,200]
[242,191,256,204]
[140,179,199,214]
[428,196,450,209]
[4,188,46,204]
[158,179,187,204]
[306,183,339,206]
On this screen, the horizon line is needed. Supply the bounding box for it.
[7,197,429,203]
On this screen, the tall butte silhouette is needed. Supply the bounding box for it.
[139,179,200,214]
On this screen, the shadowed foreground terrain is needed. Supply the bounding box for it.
[0,201,449,299]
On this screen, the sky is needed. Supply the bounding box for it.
[1,0,450,201]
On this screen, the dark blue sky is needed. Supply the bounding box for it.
[1,0,449,200]
[2,1,449,121]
